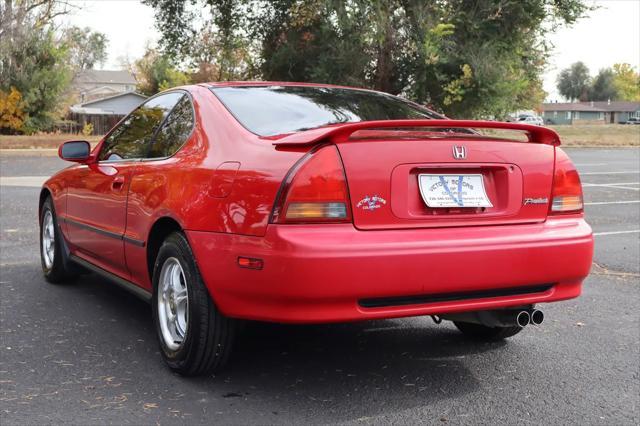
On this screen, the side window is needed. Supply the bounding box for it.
[98,92,183,161]
[148,95,195,158]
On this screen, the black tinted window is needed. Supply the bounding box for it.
[211,86,441,136]
[98,92,183,161]
[148,95,194,158]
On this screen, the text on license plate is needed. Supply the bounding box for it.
[418,174,493,208]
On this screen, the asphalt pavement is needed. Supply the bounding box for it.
[1,148,638,425]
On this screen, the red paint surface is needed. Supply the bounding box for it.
[187,217,592,323]
[42,82,594,323]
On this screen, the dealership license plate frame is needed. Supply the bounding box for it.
[418,174,493,208]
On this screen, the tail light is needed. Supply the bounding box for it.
[271,145,352,223]
[550,148,583,214]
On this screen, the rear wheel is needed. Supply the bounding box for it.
[39,197,77,283]
[453,321,523,341]
[152,232,236,376]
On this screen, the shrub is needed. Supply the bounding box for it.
[0,87,26,133]
[82,122,94,136]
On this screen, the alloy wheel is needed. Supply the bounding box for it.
[157,257,189,350]
[41,210,55,269]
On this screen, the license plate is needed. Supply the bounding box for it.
[418,174,493,208]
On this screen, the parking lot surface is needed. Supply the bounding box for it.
[1,148,638,425]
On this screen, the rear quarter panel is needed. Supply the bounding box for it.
[123,85,305,287]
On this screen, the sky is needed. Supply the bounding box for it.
[542,0,640,101]
[60,0,159,68]
[61,0,640,102]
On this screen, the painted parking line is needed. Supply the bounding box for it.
[584,200,640,206]
[575,162,640,167]
[601,186,639,191]
[600,186,640,191]
[0,176,48,187]
[593,230,640,236]
[583,182,640,191]
[582,182,640,186]
[580,171,640,175]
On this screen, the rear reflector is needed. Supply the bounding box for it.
[271,145,352,223]
[237,257,264,270]
[550,148,583,214]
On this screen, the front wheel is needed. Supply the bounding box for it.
[453,321,523,341]
[39,197,77,283]
[152,232,236,376]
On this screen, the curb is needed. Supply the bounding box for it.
[0,149,59,156]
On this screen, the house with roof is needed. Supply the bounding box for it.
[541,101,640,125]
[69,91,147,134]
[73,70,138,103]
[65,69,144,134]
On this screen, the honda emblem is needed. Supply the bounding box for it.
[452,145,467,160]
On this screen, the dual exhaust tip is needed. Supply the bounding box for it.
[516,309,544,327]
[440,308,544,328]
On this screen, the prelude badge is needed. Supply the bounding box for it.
[357,195,387,211]
[523,197,549,205]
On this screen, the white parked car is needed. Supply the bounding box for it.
[517,115,544,126]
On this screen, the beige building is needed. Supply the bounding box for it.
[73,70,138,103]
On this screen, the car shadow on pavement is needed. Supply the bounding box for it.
[208,320,504,422]
[13,267,514,423]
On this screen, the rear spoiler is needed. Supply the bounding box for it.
[271,119,560,146]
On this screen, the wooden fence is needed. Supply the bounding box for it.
[65,113,124,135]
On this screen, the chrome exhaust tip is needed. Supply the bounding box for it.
[530,309,544,326]
[516,310,530,328]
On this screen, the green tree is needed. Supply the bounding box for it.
[589,68,618,101]
[612,63,640,101]
[134,48,191,96]
[0,28,72,133]
[146,0,591,118]
[143,0,254,81]
[189,21,255,82]
[0,1,75,133]
[63,26,109,70]
[557,62,591,102]
[255,1,371,87]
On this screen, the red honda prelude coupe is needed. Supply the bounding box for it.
[39,83,594,376]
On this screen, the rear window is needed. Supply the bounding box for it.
[210,85,441,136]
[148,95,194,158]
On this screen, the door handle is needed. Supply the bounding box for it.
[111,176,126,191]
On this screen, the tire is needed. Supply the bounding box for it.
[39,197,78,284]
[151,232,236,376]
[453,321,523,341]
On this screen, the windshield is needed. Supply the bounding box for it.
[210,85,442,136]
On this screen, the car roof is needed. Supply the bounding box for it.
[200,81,391,96]
[204,81,360,88]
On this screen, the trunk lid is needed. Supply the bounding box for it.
[336,133,555,230]
[271,120,560,231]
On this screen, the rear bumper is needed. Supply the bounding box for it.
[187,217,593,323]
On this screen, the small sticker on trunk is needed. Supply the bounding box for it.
[357,195,387,211]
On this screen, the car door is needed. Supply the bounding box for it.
[123,93,196,287]
[65,92,184,276]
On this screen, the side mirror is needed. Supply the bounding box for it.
[59,140,91,163]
